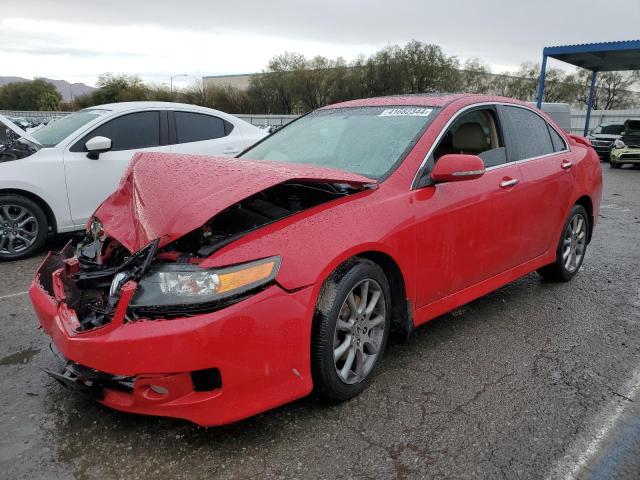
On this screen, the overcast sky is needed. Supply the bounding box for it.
[2,0,639,87]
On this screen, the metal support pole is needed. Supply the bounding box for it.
[584,70,598,136]
[535,54,548,108]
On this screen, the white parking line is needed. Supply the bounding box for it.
[545,366,640,480]
[0,291,28,300]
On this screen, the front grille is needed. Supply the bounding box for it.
[591,139,613,147]
[620,153,640,160]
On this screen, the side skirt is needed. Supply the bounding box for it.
[412,251,555,328]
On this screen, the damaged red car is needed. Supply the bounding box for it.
[30,94,602,426]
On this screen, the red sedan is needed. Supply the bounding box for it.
[30,94,602,426]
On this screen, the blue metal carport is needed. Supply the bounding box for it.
[535,40,640,135]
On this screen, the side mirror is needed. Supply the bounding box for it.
[85,136,112,159]
[430,154,485,183]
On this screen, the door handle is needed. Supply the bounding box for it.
[561,160,573,170]
[499,178,519,188]
[222,148,241,155]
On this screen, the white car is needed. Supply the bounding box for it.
[0,102,267,260]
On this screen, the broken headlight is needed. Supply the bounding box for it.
[88,217,106,241]
[129,256,280,310]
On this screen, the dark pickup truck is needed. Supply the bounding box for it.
[587,123,625,160]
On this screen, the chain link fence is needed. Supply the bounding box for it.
[3,109,640,134]
[0,110,70,120]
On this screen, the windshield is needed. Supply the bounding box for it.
[30,109,109,147]
[241,106,439,179]
[600,124,625,135]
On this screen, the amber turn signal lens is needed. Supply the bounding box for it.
[217,259,277,294]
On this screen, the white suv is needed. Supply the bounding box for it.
[0,102,267,260]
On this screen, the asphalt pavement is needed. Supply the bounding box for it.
[1,165,639,480]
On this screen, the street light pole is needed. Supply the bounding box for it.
[169,74,188,93]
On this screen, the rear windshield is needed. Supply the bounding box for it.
[241,106,439,179]
[31,109,109,147]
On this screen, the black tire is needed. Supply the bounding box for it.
[0,194,49,261]
[609,160,622,169]
[311,258,392,401]
[538,205,589,282]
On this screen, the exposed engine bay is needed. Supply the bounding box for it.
[171,181,357,256]
[0,129,38,162]
[58,181,364,331]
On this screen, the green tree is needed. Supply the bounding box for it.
[245,40,466,114]
[94,73,149,103]
[71,73,151,109]
[485,63,579,104]
[460,59,491,94]
[0,79,62,111]
[251,53,305,113]
[401,41,461,93]
[47,40,640,116]
[576,70,636,110]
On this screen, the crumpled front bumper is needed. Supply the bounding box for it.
[30,243,316,426]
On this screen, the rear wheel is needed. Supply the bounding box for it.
[311,259,391,401]
[538,205,589,282]
[0,194,48,261]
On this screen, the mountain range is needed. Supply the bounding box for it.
[0,77,96,102]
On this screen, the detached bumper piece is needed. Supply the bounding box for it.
[45,355,223,408]
[45,361,134,400]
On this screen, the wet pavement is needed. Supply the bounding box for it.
[1,166,639,479]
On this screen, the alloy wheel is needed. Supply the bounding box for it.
[0,204,39,255]
[562,213,587,273]
[333,279,386,384]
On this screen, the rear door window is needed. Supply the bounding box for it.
[499,106,555,161]
[173,112,231,144]
[71,111,161,152]
[548,126,567,152]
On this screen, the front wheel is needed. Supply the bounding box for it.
[610,160,622,169]
[311,259,391,401]
[0,194,49,261]
[538,205,589,282]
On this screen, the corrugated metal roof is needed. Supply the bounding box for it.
[543,40,640,71]
[545,40,640,50]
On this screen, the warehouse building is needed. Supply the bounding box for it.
[202,73,254,90]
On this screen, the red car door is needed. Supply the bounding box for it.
[411,106,531,308]
[497,105,576,261]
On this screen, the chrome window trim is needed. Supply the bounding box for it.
[452,169,485,176]
[484,150,568,171]
[411,101,571,189]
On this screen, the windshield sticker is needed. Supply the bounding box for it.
[379,108,433,117]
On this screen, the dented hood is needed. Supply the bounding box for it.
[95,152,376,252]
